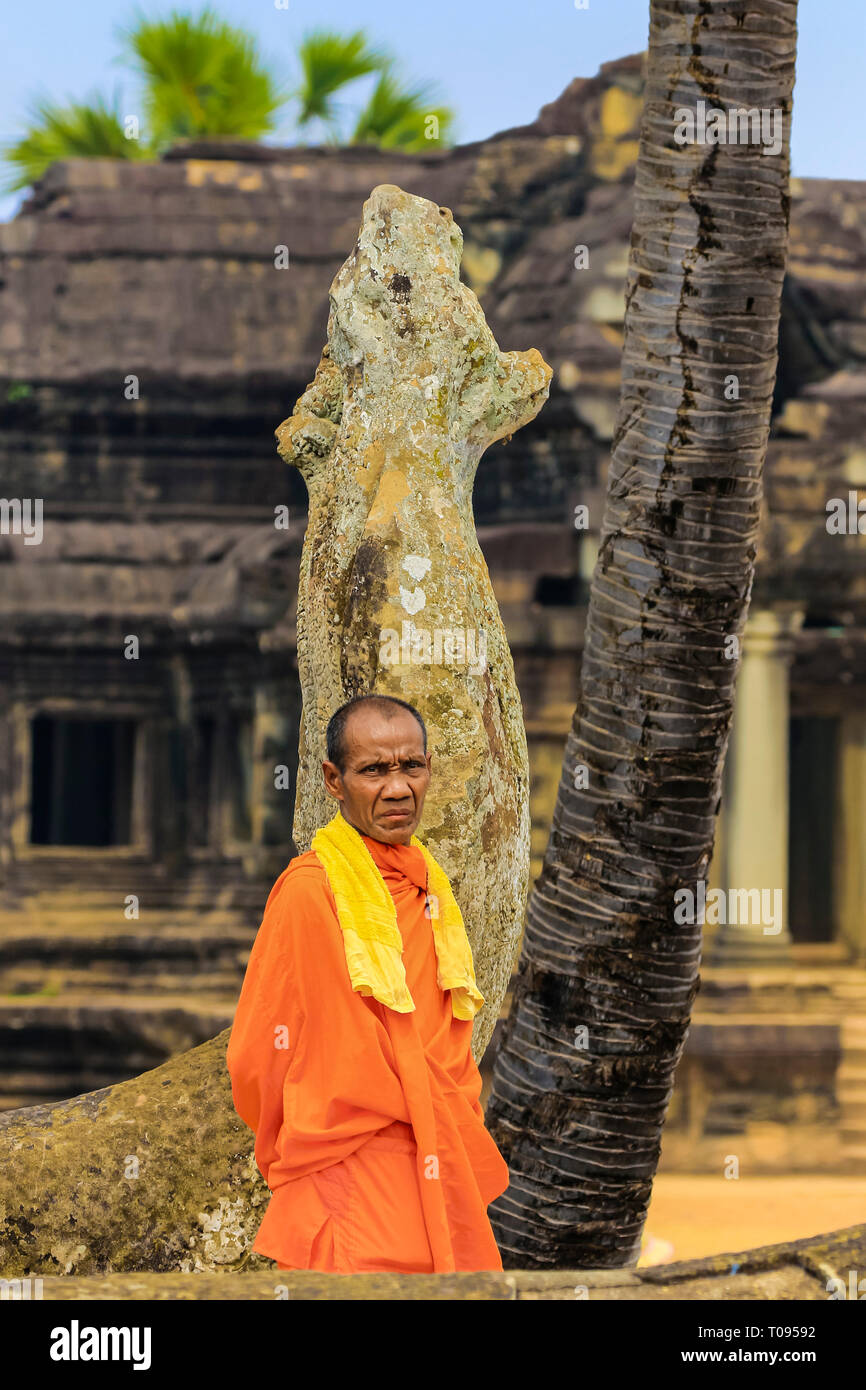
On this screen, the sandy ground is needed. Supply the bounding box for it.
[638,1175,866,1265]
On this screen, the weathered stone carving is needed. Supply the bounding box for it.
[0,183,549,1274]
[277,183,552,1059]
[0,1034,271,1276]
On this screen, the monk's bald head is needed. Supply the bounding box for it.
[326,695,426,775]
[322,695,431,844]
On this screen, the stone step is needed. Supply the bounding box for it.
[0,919,256,963]
[0,896,267,919]
[0,910,261,931]
[0,1066,167,1097]
[2,881,269,900]
[0,992,236,1040]
[1,1095,72,1112]
[0,933,255,994]
[0,910,259,1008]
[0,991,237,1111]
[0,995,234,1087]
[0,917,256,937]
[0,925,256,952]
[0,1081,137,1113]
[0,989,236,1014]
[836,1025,866,1144]
[0,967,245,996]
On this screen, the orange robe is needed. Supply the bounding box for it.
[226,832,510,1273]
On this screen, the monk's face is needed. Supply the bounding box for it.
[322,707,431,845]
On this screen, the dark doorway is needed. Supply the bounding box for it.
[190,715,216,847]
[30,717,136,846]
[189,711,253,848]
[788,715,838,942]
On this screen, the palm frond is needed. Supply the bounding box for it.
[118,6,285,145]
[2,90,148,192]
[294,29,388,128]
[350,67,454,150]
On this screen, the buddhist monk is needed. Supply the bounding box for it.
[226,693,510,1274]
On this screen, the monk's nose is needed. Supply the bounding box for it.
[382,771,413,800]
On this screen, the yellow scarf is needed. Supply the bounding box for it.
[311,810,484,1020]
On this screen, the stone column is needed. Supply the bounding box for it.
[250,680,297,854]
[835,711,866,964]
[707,608,804,966]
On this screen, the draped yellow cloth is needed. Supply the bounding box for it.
[226,824,510,1272]
[311,809,485,1020]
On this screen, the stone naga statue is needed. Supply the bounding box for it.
[0,185,550,1278]
[277,184,552,1059]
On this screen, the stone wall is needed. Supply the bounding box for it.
[1,54,864,1153]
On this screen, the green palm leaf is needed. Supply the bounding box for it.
[350,66,454,150]
[2,90,148,192]
[119,6,285,145]
[294,29,388,130]
[2,15,459,191]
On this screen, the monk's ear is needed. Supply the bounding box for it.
[322,759,343,798]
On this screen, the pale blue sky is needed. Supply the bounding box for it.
[0,0,863,221]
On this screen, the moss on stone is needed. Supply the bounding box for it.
[0,1031,270,1275]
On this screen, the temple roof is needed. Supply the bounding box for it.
[0,52,864,639]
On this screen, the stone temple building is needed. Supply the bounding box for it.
[0,53,864,1172]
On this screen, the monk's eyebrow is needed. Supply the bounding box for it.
[356,757,425,769]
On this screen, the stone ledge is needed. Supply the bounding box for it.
[0,1265,826,1300]
[8,1223,862,1301]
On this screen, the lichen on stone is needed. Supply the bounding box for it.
[278,184,552,1060]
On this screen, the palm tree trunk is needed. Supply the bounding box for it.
[485,0,799,1268]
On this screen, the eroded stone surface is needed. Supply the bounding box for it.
[0,1031,274,1276]
[12,1221,863,1299]
[0,187,550,1273]
[277,184,552,1059]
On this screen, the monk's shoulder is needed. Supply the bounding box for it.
[261,855,344,984]
[283,850,331,889]
[284,848,326,876]
[267,851,336,920]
